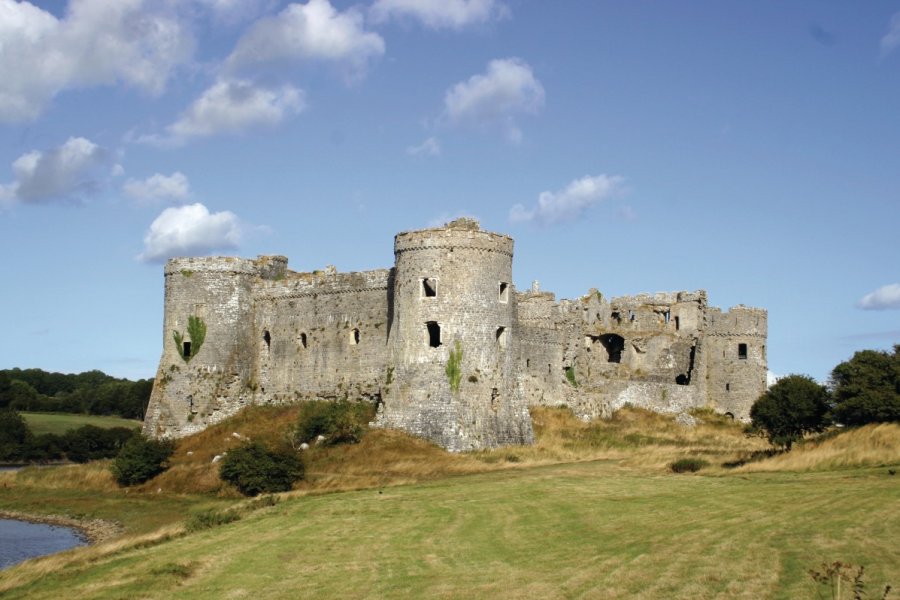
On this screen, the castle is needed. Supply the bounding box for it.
[143,219,767,451]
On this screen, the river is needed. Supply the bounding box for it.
[0,519,87,569]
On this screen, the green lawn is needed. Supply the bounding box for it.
[21,412,142,436]
[2,461,897,599]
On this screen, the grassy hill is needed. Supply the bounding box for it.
[0,407,897,599]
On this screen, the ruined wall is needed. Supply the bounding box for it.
[377,219,534,451]
[144,219,766,448]
[705,306,768,419]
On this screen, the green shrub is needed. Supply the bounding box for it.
[219,442,304,496]
[110,435,175,486]
[750,374,830,450]
[292,400,374,446]
[670,458,709,473]
[446,341,463,393]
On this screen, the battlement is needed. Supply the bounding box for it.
[145,220,767,449]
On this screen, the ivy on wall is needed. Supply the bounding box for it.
[446,341,463,393]
[173,316,207,362]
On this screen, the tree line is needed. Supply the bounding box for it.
[750,345,900,450]
[0,368,152,420]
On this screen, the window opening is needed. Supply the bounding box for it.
[738,343,747,360]
[762,345,766,360]
[664,310,671,324]
[611,311,621,324]
[526,358,530,368]
[182,341,191,358]
[351,328,360,345]
[496,326,508,349]
[724,412,735,420]
[422,278,437,297]
[491,388,500,411]
[726,383,731,391]
[674,316,680,331]
[299,333,308,349]
[263,330,271,349]
[499,282,509,303]
[426,321,441,347]
[597,334,625,363]
[675,374,688,385]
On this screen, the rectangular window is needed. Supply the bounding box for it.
[426,321,441,347]
[182,341,191,358]
[496,326,508,349]
[499,282,509,303]
[738,343,747,359]
[422,278,437,298]
[674,316,680,331]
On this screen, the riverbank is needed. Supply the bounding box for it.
[0,510,122,544]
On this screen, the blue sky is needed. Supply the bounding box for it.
[0,0,898,383]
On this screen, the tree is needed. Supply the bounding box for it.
[0,410,32,462]
[750,375,830,450]
[219,443,304,496]
[110,435,175,486]
[830,346,900,426]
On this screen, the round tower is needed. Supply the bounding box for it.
[379,218,534,450]
[143,256,262,438]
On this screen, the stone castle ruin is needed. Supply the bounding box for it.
[144,219,767,451]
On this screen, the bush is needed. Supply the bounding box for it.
[111,435,175,486]
[670,458,709,473]
[750,374,830,450]
[218,443,304,496]
[62,425,135,463]
[292,400,374,446]
[186,509,241,532]
[0,409,32,462]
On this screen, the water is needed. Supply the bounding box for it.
[0,519,87,569]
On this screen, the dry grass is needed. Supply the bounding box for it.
[0,462,118,492]
[737,422,900,472]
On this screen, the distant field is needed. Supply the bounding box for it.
[21,413,142,436]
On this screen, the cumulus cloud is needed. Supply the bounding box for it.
[370,0,508,30]
[443,58,544,142]
[138,202,241,262]
[226,0,384,81]
[509,174,625,225]
[407,136,441,157]
[142,79,305,145]
[123,172,191,202]
[857,283,900,310]
[0,0,193,122]
[0,137,110,206]
[881,12,900,56]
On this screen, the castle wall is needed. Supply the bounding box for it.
[378,220,534,451]
[144,219,767,448]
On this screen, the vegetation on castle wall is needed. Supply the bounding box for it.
[173,316,207,363]
[445,341,463,393]
[565,366,578,387]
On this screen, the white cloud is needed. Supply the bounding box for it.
[0,0,193,122]
[369,0,508,30]
[767,371,780,388]
[443,58,544,142]
[138,202,241,262]
[407,136,441,157]
[144,79,305,145]
[196,0,274,24]
[123,172,191,202]
[510,174,625,225]
[226,0,384,81]
[881,12,900,56]
[0,137,110,205]
[857,283,900,310]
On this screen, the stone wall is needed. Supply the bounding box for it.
[144,219,766,449]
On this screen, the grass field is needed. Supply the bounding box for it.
[1,461,897,599]
[21,412,142,436]
[0,407,897,599]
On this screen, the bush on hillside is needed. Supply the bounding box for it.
[218,442,304,496]
[63,425,135,463]
[750,375,830,450]
[111,435,175,486]
[670,458,709,473]
[0,409,32,462]
[292,400,374,446]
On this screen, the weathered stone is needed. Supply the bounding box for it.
[143,219,766,450]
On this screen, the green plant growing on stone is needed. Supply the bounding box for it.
[172,315,207,363]
[179,269,193,277]
[565,366,578,387]
[446,341,463,393]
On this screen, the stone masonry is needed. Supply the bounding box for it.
[143,219,767,451]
